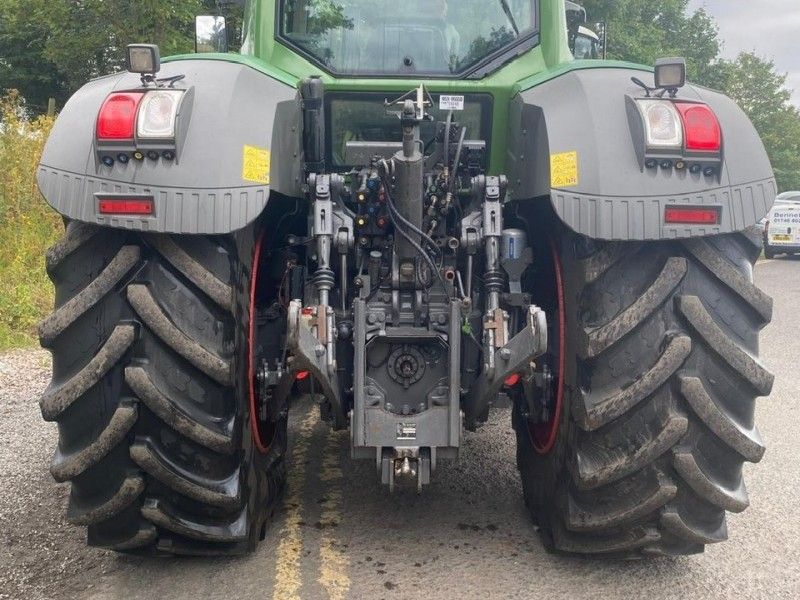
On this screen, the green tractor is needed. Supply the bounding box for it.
[36,0,775,558]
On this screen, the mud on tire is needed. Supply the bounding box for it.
[514,227,773,558]
[39,222,286,555]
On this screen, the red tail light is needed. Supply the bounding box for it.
[97,93,145,140]
[674,103,722,152]
[98,197,154,215]
[665,206,720,225]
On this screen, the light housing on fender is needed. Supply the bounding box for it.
[96,92,145,140]
[674,102,722,153]
[96,88,187,159]
[631,98,723,160]
[137,90,186,140]
[637,99,684,150]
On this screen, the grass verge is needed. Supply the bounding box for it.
[0,92,60,350]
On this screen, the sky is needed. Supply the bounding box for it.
[687,0,800,107]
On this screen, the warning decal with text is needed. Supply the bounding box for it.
[242,145,271,185]
[550,151,579,188]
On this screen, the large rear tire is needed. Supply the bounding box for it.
[39,222,286,555]
[514,227,773,558]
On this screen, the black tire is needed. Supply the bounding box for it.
[39,222,286,555]
[514,227,773,558]
[764,246,776,259]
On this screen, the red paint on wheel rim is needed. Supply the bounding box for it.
[531,237,566,455]
[248,231,271,455]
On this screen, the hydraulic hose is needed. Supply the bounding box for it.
[448,127,467,199]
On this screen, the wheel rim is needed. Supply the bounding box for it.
[248,230,274,454]
[530,237,566,455]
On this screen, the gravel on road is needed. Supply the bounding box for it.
[0,350,120,600]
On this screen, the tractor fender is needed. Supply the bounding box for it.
[36,58,302,235]
[507,66,776,241]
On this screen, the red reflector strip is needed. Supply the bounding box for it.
[665,206,720,225]
[99,198,154,215]
[97,93,145,140]
[674,102,722,152]
[296,371,310,381]
[504,373,521,387]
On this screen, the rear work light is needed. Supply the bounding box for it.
[674,102,722,152]
[665,206,720,225]
[97,93,145,140]
[98,197,154,215]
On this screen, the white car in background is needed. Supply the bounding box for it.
[764,191,800,259]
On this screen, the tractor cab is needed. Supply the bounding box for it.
[573,25,601,59]
[565,1,605,59]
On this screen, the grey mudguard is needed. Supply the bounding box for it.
[37,59,302,234]
[508,66,777,240]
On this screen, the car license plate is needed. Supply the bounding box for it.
[772,234,791,242]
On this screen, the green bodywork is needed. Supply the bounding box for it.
[165,0,650,174]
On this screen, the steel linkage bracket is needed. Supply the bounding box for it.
[465,305,548,428]
[282,173,352,429]
[286,300,346,428]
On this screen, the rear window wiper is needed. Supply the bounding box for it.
[499,0,520,36]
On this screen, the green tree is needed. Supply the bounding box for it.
[0,0,222,110]
[0,1,68,111]
[713,53,800,192]
[41,0,212,94]
[582,0,800,193]
[580,0,720,84]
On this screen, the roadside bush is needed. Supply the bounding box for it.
[0,91,59,349]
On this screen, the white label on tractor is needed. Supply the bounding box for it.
[439,95,465,111]
[397,423,417,440]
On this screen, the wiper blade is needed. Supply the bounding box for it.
[499,0,520,36]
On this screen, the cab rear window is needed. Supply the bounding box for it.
[279,0,538,77]
[326,92,492,166]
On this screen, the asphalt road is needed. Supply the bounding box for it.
[1,258,799,600]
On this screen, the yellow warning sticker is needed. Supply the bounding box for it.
[550,151,579,188]
[242,145,271,185]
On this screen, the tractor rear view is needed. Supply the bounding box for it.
[35,0,775,558]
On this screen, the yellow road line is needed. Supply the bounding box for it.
[318,430,350,600]
[272,408,319,600]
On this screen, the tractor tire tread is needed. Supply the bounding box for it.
[130,438,241,508]
[515,227,772,558]
[50,400,138,482]
[127,284,232,386]
[40,226,286,556]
